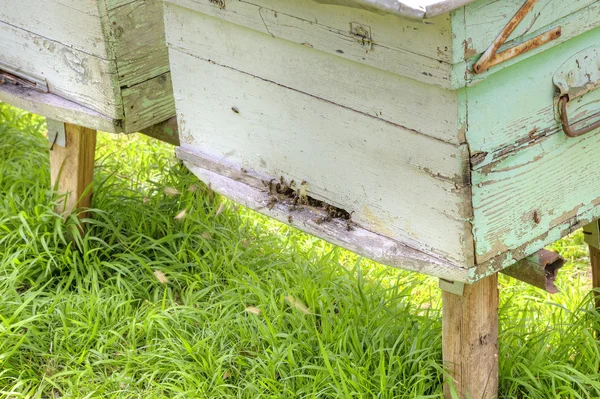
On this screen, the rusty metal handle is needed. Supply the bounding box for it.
[559,95,600,138]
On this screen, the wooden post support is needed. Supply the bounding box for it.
[584,220,600,310]
[442,274,499,399]
[49,122,97,218]
[590,245,600,310]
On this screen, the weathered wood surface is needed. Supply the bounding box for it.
[182,157,471,281]
[469,28,600,266]
[140,116,179,145]
[121,72,175,133]
[107,0,170,88]
[467,30,600,157]
[589,245,600,311]
[165,4,461,144]
[50,123,97,218]
[0,83,120,133]
[0,0,108,58]
[442,273,498,399]
[105,0,138,10]
[455,0,600,87]
[456,0,599,62]
[0,0,174,133]
[170,45,474,265]
[165,0,455,89]
[0,20,121,119]
[166,0,600,280]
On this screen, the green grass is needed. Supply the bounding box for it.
[0,102,599,398]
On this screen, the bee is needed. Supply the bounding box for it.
[267,179,277,195]
[267,196,278,210]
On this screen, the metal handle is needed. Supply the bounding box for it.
[559,95,600,138]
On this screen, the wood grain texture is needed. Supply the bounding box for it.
[164,0,455,89]
[466,28,600,159]
[442,273,499,399]
[50,124,97,218]
[0,83,120,133]
[183,158,471,281]
[165,4,461,144]
[107,0,170,88]
[451,0,600,87]
[104,0,138,10]
[590,245,600,310]
[458,0,598,62]
[0,0,109,58]
[0,20,122,119]
[169,47,473,265]
[0,0,173,132]
[140,116,179,145]
[469,27,600,265]
[121,72,175,133]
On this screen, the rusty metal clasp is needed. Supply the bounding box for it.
[553,47,600,138]
[559,95,600,138]
[473,0,561,74]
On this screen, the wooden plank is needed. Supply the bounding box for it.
[164,0,455,89]
[589,245,600,310]
[0,83,120,133]
[468,28,600,265]
[0,21,122,119]
[442,273,498,399]
[104,0,137,10]
[108,0,170,88]
[140,116,179,145]
[471,129,600,265]
[165,4,461,144]
[50,123,97,218]
[451,0,600,87]
[182,159,471,282]
[459,0,598,64]
[243,0,454,62]
[169,47,473,265]
[466,27,600,160]
[0,0,109,58]
[121,72,175,133]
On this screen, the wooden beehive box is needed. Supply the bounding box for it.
[165,0,600,282]
[0,0,174,134]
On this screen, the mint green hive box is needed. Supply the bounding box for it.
[164,0,599,397]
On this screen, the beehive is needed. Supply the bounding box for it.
[164,0,600,282]
[0,0,174,133]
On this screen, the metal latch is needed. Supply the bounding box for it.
[0,60,48,93]
[47,119,66,149]
[584,220,600,249]
[439,279,465,296]
[553,47,600,138]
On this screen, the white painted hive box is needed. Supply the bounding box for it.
[165,0,600,282]
[0,0,174,133]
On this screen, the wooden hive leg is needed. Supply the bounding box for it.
[49,122,97,218]
[583,220,600,310]
[590,244,600,310]
[442,274,499,399]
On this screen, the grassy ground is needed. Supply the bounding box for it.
[0,103,599,398]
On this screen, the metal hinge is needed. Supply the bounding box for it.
[584,220,600,249]
[47,119,66,149]
[0,60,48,93]
[439,279,465,296]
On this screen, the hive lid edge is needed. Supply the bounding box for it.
[310,0,476,19]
